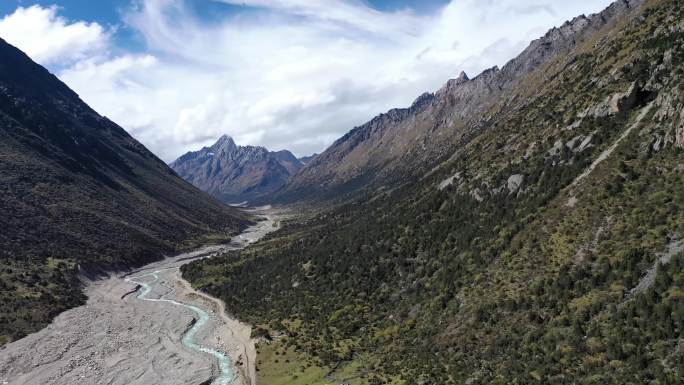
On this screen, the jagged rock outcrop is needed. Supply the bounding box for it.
[170,135,303,203]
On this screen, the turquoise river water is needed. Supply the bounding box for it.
[126,270,236,385]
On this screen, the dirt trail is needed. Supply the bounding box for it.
[0,210,279,385]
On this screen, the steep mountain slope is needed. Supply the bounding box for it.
[0,38,248,344]
[170,135,303,203]
[277,0,650,203]
[184,0,684,384]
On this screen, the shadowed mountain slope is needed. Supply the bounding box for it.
[0,38,248,344]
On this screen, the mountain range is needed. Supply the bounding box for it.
[170,135,304,203]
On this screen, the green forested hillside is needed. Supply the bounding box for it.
[183,0,684,384]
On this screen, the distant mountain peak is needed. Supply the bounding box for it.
[213,134,237,152]
[171,136,303,203]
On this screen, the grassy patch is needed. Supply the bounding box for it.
[256,339,330,385]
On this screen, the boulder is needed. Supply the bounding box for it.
[507,174,524,193]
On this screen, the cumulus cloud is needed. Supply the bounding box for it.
[0,5,109,65]
[1,0,614,161]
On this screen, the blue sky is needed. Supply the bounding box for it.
[0,0,449,21]
[0,0,614,161]
[0,0,449,56]
[1,1,123,23]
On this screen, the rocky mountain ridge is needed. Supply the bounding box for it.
[277,0,647,203]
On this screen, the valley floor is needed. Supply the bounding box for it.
[0,212,279,385]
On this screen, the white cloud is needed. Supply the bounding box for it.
[214,0,426,37]
[0,0,615,161]
[59,54,160,136]
[0,5,109,65]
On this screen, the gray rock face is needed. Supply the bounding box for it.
[676,108,684,148]
[579,83,639,118]
[548,140,564,157]
[507,174,524,194]
[170,135,303,203]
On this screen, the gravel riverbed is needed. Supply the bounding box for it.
[0,212,279,385]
